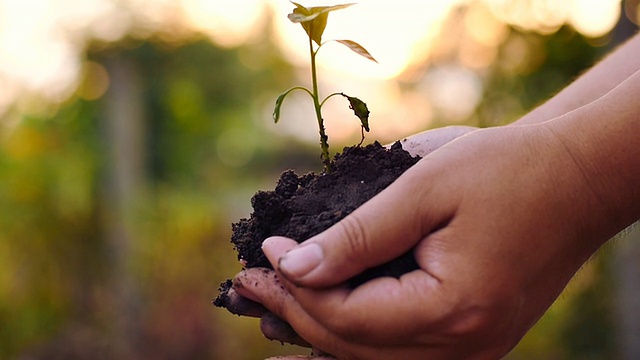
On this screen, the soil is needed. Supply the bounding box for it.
[214,141,421,308]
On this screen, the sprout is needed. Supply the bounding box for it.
[273,2,377,172]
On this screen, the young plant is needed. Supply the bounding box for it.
[273,2,377,172]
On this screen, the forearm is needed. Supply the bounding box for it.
[545,68,640,246]
[514,32,640,125]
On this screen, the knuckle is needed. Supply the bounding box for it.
[443,302,505,339]
[450,308,492,336]
[334,215,371,263]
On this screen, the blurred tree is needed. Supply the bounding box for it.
[0,14,322,359]
[473,25,607,128]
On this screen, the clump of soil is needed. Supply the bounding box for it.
[214,141,421,308]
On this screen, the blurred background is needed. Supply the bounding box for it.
[0,0,638,359]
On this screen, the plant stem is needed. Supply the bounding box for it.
[309,36,332,172]
[320,92,343,108]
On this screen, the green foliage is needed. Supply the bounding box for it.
[341,93,370,131]
[0,31,321,358]
[274,1,377,172]
[472,26,606,128]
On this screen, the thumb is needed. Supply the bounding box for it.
[262,162,450,288]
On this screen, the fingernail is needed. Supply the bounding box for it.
[278,243,323,279]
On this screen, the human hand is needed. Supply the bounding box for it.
[396,125,476,157]
[235,123,614,359]
[225,125,476,355]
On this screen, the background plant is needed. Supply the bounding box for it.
[273,2,377,172]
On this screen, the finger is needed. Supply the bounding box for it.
[396,126,476,157]
[232,268,292,318]
[260,312,312,348]
[284,268,449,343]
[233,270,313,346]
[260,237,446,342]
[233,269,331,342]
[233,270,267,304]
[237,268,450,358]
[220,286,268,318]
[235,268,353,354]
[262,160,455,287]
[265,357,335,360]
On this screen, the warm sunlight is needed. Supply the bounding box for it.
[569,0,622,37]
[0,0,626,135]
[263,0,466,142]
[485,0,622,37]
[181,0,267,47]
[270,0,463,79]
[0,0,79,114]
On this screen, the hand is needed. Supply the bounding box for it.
[395,125,476,157]
[226,125,477,356]
[236,123,612,359]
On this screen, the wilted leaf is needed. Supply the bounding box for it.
[341,93,370,131]
[336,40,378,63]
[288,2,355,45]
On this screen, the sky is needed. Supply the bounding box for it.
[0,0,626,141]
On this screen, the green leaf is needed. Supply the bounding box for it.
[273,91,289,123]
[307,12,328,46]
[288,2,355,45]
[273,87,314,123]
[287,3,354,23]
[341,93,370,131]
[335,40,378,63]
[288,2,312,21]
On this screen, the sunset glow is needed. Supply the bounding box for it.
[0,0,628,141]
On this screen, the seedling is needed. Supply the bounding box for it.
[272,2,377,172]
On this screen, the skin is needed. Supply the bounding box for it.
[228,125,477,355]
[230,33,640,359]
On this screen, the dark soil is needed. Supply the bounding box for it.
[214,141,421,308]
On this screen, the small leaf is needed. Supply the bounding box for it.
[287,12,312,22]
[273,87,315,123]
[288,2,355,45]
[307,12,328,45]
[287,3,354,23]
[341,93,370,131]
[288,2,312,21]
[336,40,378,63]
[273,91,289,123]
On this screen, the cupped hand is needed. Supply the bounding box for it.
[235,123,613,359]
[226,125,477,354]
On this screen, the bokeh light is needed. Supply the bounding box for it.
[0,0,625,125]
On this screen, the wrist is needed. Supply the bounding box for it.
[542,78,640,247]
